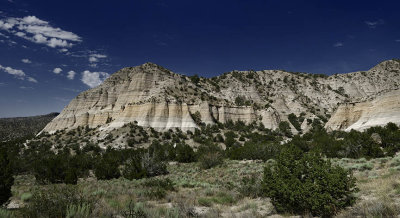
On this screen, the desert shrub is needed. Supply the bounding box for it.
[262,145,358,217]
[94,150,121,180]
[32,151,93,185]
[21,192,33,202]
[22,185,92,218]
[190,111,202,125]
[121,201,147,218]
[195,140,224,169]
[141,153,168,177]
[0,209,13,218]
[122,154,147,180]
[66,203,91,218]
[198,192,236,206]
[224,134,237,148]
[228,141,280,161]
[198,198,213,207]
[237,173,263,198]
[0,146,14,205]
[175,143,196,163]
[144,188,167,200]
[199,152,224,169]
[288,113,301,132]
[340,199,400,218]
[143,178,175,191]
[123,152,168,180]
[278,121,292,137]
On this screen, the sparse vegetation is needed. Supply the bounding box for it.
[1,118,400,217]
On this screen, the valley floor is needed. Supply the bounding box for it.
[8,155,400,217]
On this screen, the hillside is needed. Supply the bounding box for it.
[0,113,59,141]
[42,59,400,137]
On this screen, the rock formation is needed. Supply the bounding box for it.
[325,89,400,131]
[43,59,400,133]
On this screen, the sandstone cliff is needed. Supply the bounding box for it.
[43,59,400,133]
[325,89,400,131]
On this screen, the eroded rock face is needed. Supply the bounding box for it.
[325,89,400,131]
[43,60,400,133]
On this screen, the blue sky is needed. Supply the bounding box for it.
[0,0,399,117]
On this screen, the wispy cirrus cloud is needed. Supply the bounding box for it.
[19,86,33,89]
[0,15,81,48]
[81,70,109,88]
[333,42,344,47]
[0,32,9,38]
[0,64,37,83]
[88,53,107,67]
[365,19,384,29]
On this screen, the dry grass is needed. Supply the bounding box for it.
[8,156,400,217]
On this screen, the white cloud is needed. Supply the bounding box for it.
[15,32,25,37]
[20,86,33,89]
[53,67,62,74]
[67,70,76,80]
[0,15,81,48]
[21,58,31,63]
[0,64,37,82]
[396,39,400,43]
[365,19,384,29]
[333,42,343,47]
[89,57,98,62]
[81,70,109,88]
[27,77,38,83]
[0,65,25,77]
[0,20,14,30]
[88,53,107,63]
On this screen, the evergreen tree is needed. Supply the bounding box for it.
[0,146,14,205]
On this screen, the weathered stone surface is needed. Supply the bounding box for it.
[325,89,400,131]
[43,60,400,133]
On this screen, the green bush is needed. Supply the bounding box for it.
[22,185,92,218]
[175,143,196,163]
[66,203,91,218]
[122,152,168,180]
[199,152,224,169]
[0,208,14,218]
[122,154,147,180]
[21,192,33,202]
[262,145,358,217]
[141,153,168,177]
[144,177,173,187]
[288,113,301,132]
[228,141,280,161]
[196,141,224,170]
[237,174,263,198]
[190,111,202,125]
[278,121,292,137]
[94,151,121,180]
[0,146,14,205]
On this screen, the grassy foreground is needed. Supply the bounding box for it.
[6,154,400,217]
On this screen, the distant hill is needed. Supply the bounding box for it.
[0,113,59,141]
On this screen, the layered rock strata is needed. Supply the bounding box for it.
[43,60,400,133]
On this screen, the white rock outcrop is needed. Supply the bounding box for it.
[43,60,400,133]
[325,89,400,131]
